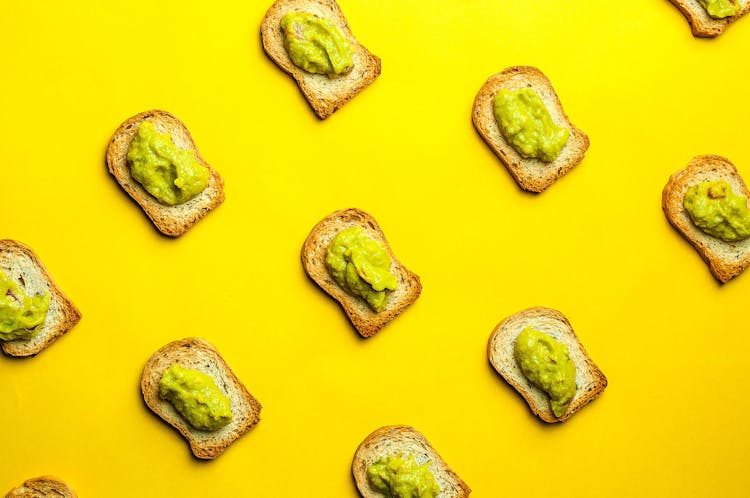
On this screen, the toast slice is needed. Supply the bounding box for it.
[5,476,76,498]
[662,155,750,282]
[352,425,471,498]
[301,208,422,337]
[106,110,225,237]
[141,338,262,459]
[0,240,81,357]
[472,66,589,193]
[261,0,381,119]
[488,307,607,423]
[668,0,750,37]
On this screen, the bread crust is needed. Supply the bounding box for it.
[141,338,262,459]
[662,155,750,283]
[106,110,225,237]
[488,307,607,423]
[5,475,76,498]
[668,0,750,37]
[0,240,81,357]
[301,208,421,337]
[352,425,471,498]
[261,0,381,119]
[472,66,589,193]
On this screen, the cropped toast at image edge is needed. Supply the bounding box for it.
[669,0,750,37]
[5,476,76,498]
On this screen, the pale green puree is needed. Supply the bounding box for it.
[281,12,353,77]
[684,180,750,242]
[0,270,50,341]
[699,0,740,18]
[159,364,232,431]
[367,454,440,498]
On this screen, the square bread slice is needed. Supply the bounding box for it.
[488,307,607,423]
[261,0,381,119]
[106,110,224,237]
[352,425,471,498]
[141,337,262,459]
[0,240,81,357]
[5,476,76,498]
[301,208,421,337]
[662,155,750,282]
[669,0,750,37]
[472,66,589,193]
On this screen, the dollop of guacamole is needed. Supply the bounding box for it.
[325,226,398,312]
[367,454,441,498]
[127,121,209,206]
[280,12,353,77]
[494,88,570,162]
[514,327,577,418]
[159,363,232,431]
[684,180,750,242]
[0,270,50,341]
[698,0,740,18]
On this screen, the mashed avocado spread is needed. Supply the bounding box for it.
[0,270,50,341]
[514,327,577,418]
[127,121,209,206]
[699,0,740,18]
[325,226,398,312]
[367,454,440,498]
[684,180,750,242]
[280,12,353,77]
[159,364,232,431]
[494,88,570,162]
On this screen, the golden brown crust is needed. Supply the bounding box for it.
[5,475,76,498]
[668,0,750,37]
[301,208,422,337]
[106,110,225,237]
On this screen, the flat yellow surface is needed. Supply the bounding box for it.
[1,0,749,496]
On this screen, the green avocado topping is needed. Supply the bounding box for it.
[367,454,441,498]
[493,88,570,162]
[698,0,740,18]
[514,327,577,418]
[0,270,50,341]
[159,363,232,432]
[684,180,750,242]
[280,12,353,77]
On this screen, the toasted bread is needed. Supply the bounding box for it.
[141,338,261,459]
[5,476,76,498]
[662,155,750,283]
[0,240,80,357]
[488,307,607,423]
[106,110,224,237]
[261,0,381,119]
[301,208,421,337]
[352,425,471,498]
[668,0,750,37]
[472,66,589,193]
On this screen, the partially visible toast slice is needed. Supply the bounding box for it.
[472,66,589,193]
[261,0,381,119]
[106,110,224,237]
[141,338,262,459]
[0,240,81,357]
[668,0,750,37]
[5,475,76,498]
[352,425,471,498]
[301,208,422,337]
[488,307,607,423]
[662,155,750,283]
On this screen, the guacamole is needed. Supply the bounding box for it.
[159,363,232,431]
[0,270,50,341]
[280,12,353,77]
[514,327,577,418]
[367,454,440,498]
[698,0,740,18]
[494,88,570,162]
[325,226,398,312]
[127,121,209,206]
[684,180,750,242]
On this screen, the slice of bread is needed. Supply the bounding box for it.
[662,155,750,283]
[488,307,607,423]
[352,425,471,498]
[141,337,262,459]
[0,240,81,357]
[472,66,589,193]
[668,0,750,37]
[106,110,225,237]
[261,0,381,119]
[301,208,422,338]
[5,476,76,498]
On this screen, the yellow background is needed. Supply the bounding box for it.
[1,0,749,496]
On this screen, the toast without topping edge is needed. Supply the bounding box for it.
[668,0,750,37]
[5,475,76,498]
